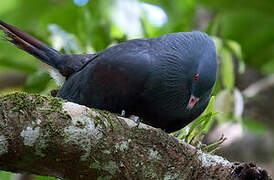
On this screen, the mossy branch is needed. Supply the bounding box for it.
[0,93,270,180]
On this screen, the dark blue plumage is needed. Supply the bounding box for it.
[0,20,217,132]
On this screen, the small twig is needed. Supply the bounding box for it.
[243,74,274,97]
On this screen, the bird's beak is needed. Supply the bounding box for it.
[186,95,199,110]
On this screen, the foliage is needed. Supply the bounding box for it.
[199,0,274,73]
[0,171,56,180]
[0,171,11,180]
[171,96,219,144]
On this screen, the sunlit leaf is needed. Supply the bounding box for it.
[110,24,126,40]
[227,40,243,60]
[112,0,143,39]
[212,36,223,54]
[184,97,219,142]
[220,48,234,89]
[77,2,112,52]
[187,112,218,143]
[0,171,12,180]
[48,24,80,54]
[227,40,245,73]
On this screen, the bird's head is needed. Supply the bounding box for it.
[186,45,217,110]
[145,31,217,114]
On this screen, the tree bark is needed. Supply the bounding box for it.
[0,93,271,180]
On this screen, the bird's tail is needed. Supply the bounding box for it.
[0,20,63,70]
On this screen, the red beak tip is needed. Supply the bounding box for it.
[186,95,199,110]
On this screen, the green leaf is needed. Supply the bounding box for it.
[202,135,227,153]
[185,97,219,142]
[48,24,80,54]
[199,0,274,68]
[212,36,223,54]
[226,40,245,73]
[0,171,12,180]
[187,113,212,143]
[220,48,234,89]
[77,1,112,52]
[204,96,215,114]
[172,97,219,143]
[227,40,243,60]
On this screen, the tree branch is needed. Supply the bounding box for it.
[242,73,274,98]
[0,93,271,180]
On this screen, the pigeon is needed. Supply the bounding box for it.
[0,20,217,133]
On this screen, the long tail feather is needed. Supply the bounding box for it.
[0,20,62,69]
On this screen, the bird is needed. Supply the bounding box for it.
[0,20,217,133]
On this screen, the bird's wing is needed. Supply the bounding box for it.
[91,39,153,92]
[58,39,154,111]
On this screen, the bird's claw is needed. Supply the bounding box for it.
[121,110,126,117]
[129,115,142,127]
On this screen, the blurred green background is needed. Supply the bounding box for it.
[0,0,273,179]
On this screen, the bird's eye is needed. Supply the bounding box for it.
[193,73,199,81]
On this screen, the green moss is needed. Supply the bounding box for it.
[90,109,117,132]
[103,150,111,154]
[90,160,118,176]
[102,161,118,175]
[143,164,157,178]
[90,160,101,169]
[3,92,32,113]
[96,110,112,129]
[0,92,68,117]
[45,118,55,132]
[93,114,104,128]
[97,176,112,180]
